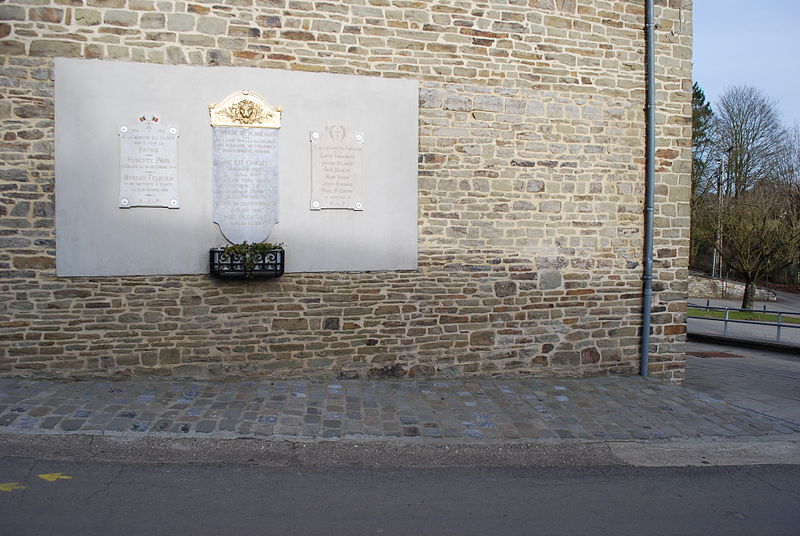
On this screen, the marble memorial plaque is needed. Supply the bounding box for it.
[118,114,179,208]
[310,125,364,211]
[212,127,279,243]
[209,90,282,244]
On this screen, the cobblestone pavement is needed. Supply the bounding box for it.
[2,376,798,443]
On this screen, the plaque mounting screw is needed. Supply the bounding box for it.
[120,125,128,133]
[355,201,363,210]
[311,131,320,141]
[120,198,130,207]
[169,127,177,135]
[170,199,178,207]
[355,132,364,144]
[311,200,321,209]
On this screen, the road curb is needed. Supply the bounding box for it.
[688,332,800,355]
[609,437,800,467]
[2,432,799,469]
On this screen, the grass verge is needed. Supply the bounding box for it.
[687,308,800,325]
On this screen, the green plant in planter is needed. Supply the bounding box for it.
[221,241,284,278]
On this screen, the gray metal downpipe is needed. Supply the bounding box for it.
[641,0,656,377]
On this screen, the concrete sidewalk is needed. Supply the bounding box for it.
[685,341,800,425]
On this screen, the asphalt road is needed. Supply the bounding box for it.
[1,341,797,535]
[688,289,800,345]
[1,458,799,536]
[690,289,800,313]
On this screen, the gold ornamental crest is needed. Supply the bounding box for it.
[209,90,282,128]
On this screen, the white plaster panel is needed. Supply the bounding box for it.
[55,59,418,276]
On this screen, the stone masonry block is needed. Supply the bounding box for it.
[470,331,495,347]
[74,9,101,26]
[474,95,503,112]
[539,200,562,213]
[539,271,562,290]
[30,40,82,57]
[29,8,64,23]
[105,10,139,26]
[273,318,309,331]
[580,347,600,364]
[494,281,517,297]
[419,88,441,109]
[159,348,180,364]
[0,6,25,20]
[443,94,472,111]
[197,17,228,35]
[168,13,196,32]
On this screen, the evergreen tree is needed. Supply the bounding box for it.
[690,83,715,267]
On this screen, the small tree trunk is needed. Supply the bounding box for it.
[741,279,756,310]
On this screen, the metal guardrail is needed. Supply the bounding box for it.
[688,301,800,342]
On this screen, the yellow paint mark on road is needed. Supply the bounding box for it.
[37,473,73,482]
[0,482,26,492]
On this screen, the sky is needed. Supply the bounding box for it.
[693,0,800,127]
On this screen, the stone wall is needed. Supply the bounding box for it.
[688,274,776,302]
[0,0,692,382]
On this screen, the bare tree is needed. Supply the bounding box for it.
[705,184,800,309]
[779,123,800,184]
[715,86,789,196]
[693,86,800,302]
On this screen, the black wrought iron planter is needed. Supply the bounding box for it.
[210,246,285,279]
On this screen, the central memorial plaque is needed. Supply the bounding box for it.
[209,91,282,244]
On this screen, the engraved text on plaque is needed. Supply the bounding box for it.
[212,127,279,244]
[118,115,179,208]
[209,91,282,244]
[310,125,364,211]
